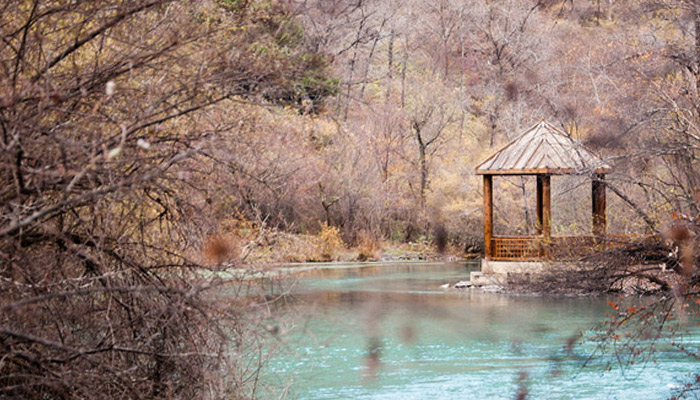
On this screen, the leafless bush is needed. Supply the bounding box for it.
[507,236,674,295]
[0,0,329,398]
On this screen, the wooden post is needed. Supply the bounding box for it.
[484,174,493,260]
[541,175,551,239]
[541,175,551,258]
[536,175,543,235]
[592,174,606,238]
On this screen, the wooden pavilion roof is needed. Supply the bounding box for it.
[475,120,612,175]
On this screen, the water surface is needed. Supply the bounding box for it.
[260,262,699,399]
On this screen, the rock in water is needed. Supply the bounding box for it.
[454,280,471,289]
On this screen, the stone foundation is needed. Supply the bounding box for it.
[481,260,547,275]
[469,259,578,287]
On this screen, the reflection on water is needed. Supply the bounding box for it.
[259,262,698,400]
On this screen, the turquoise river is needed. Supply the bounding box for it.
[257,262,700,399]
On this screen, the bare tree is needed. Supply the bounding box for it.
[0,0,330,398]
[410,105,453,208]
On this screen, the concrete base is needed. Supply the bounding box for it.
[481,259,546,274]
[469,259,579,287]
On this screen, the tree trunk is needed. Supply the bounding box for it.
[695,3,700,93]
[401,37,408,108]
[386,30,394,104]
[413,120,428,208]
[489,104,499,147]
[343,15,367,121]
[343,57,356,121]
[419,142,427,208]
[443,37,449,79]
[359,25,384,105]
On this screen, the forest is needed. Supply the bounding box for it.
[2,0,700,398]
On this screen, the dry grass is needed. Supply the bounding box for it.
[355,230,382,261]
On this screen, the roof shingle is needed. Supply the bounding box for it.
[475,120,611,175]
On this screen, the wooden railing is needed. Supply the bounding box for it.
[490,235,635,261]
[491,236,543,260]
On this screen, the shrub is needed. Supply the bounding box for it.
[318,222,345,261]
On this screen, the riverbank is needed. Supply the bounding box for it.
[205,225,681,299]
[203,224,474,266]
[210,254,676,298]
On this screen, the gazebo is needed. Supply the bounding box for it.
[476,120,612,261]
